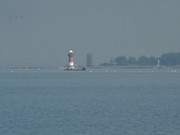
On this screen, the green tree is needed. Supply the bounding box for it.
[115,56,128,65]
[128,57,137,65]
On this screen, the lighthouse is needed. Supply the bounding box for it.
[65,49,86,71]
[67,49,75,69]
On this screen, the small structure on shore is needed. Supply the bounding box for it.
[64,49,86,71]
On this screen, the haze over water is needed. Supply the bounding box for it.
[0,70,180,135]
[0,0,180,134]
[0,0,180,65]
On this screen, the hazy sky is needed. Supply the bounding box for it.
[0,0,179,66]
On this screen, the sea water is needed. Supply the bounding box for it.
[0,70,180,135]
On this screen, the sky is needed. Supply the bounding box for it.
[0,0,179,66]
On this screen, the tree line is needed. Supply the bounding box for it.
[101,52,180,66]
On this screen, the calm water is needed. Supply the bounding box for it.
[0,70,180,135]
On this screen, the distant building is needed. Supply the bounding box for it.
[86,53,93,67]
[157,56,160,68]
